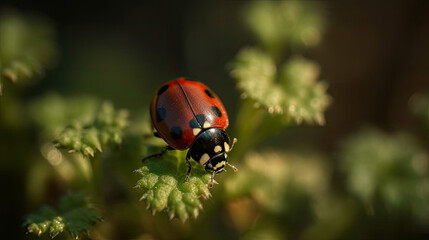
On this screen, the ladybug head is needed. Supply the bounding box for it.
[189,128,238,187]
[204,151,237,188]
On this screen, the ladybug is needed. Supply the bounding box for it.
[143,78,237,188]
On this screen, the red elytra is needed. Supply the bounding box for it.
[150,78,229,150]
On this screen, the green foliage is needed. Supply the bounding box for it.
[230,48,331,125]
[24,192,100,239]
[55,102,128,157]
[0,10,57,94]
[135,149,212,222]
[243,1,325,55]
[5,1,428,239]
[339,129,429,220]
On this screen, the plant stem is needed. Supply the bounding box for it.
[232,99,266,160]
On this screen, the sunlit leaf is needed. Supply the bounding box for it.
[55,102,128,157]
[230,48,331,125]
[135,149,212,222]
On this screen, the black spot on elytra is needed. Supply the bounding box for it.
[156,107,166,122]
[204,89,215,98]
[189,114,206,128]
[211,106,222,117]
[170,126,182,139]
[189,118,199,128]
[157,84,169,95]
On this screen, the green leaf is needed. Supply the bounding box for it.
[230,48,331,125]
[24,192,100,239]
[0,9,58,94]
[279,56,331,124]
[62,208,100,238]
[135,149,212,222]
[339,128,429,221]
[25,206,62,238]
[55,102,129,157]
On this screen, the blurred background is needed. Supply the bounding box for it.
[0,0,428,239]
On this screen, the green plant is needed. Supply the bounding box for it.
[5,2,427,240]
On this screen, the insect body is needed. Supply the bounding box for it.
[143,78,237,187]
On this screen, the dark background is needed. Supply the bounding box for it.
[1,0,428,239]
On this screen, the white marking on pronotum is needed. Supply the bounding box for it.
[224,142,230,152]
[214,145,222,153]
[203,121,211,128]
[193,128,201,135]
[200,153,210,165]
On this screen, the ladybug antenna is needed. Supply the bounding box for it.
[208,171,216,188]
[229,138,238,152]
[227,162,238,172]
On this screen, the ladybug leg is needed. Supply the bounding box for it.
[208,171,216,188]
[153,132,161,138]
[142,146,174,162]
[184,151,192,182]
